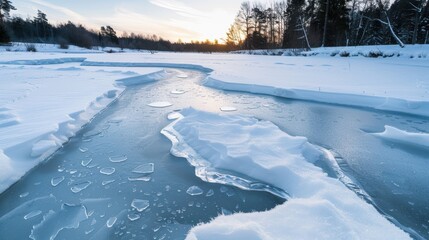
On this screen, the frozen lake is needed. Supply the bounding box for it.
[0,68,428,239]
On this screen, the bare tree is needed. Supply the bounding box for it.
[363,11,405,47]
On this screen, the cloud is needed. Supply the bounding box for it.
[149,0,204,18]
[92,8,198,41]
[29,0,87,23]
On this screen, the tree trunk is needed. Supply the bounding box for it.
[321,0,330,47]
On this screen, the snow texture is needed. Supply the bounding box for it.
[372,125,429,149]
[161,108,410,240]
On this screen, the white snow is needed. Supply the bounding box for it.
[372,125,429,149]
[78,48,429,117]
[161,108,410,240]
[0,58,164,193]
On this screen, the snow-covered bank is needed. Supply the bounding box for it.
[233,44,429,59]
[0,64,165,193]
[372,125,429,149]
[80,51,429,117]
[203,77,429,117]
[162,109,410,239]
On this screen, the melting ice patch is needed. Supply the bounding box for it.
[161,108,410,239]
[29,204,87,240]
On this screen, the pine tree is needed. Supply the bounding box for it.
[309,0,350,46]
[283,0,306,48]
[0,0,16,43]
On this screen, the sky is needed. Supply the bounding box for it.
[12,0,249,43]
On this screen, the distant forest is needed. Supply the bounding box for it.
[226,0,429,49]
[1,0,429,51]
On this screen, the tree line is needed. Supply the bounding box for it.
[226,0,429,49]
[0,0,234,52]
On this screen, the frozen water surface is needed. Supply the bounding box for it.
[0,68,428,239]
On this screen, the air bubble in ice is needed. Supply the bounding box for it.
[177,74,188,78]
[132,163,154,174]
[131,199,150,212]
[128,213,140,221]
[186,186,203,196]
[79,147,88,153]
[81,158,92,167]
[102,180,116,186]
[100,167,116,175]
[71,181,92,193]
[107,217,117,228]
[206,189,214,197]
[109,155,128,163]
[20,192,29,198]
[220,106,237,112]
[51,176,65,187]
[24,210,42,220]
[170,90,186,95]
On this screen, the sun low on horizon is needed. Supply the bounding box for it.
[12,0,253,43]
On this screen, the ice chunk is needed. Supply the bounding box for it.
[106,217,117,228]
[147,102,173,108]
[167,112,182,120]
[81,158,92,167]
[102,180,115,186]
[220,106,237,112]
[79,147,88,153]
[100,167,115,175]
[71,181,91,193]
[186,186,203,196]
[128,176,152,182]
[20,192,29,198]
[206,189,214,197]
[127,213,140,221]
[132,163,154,174]
[24,210,42,220]
[131,199,150,212]
[109,155,128,163]
[29,204,87,240]
[51,176,65,187]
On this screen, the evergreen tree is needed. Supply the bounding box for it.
[283,0,306,48]
[309,0,350,46]
[0,0,16,43]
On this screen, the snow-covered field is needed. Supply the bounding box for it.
[0,43,428,239]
